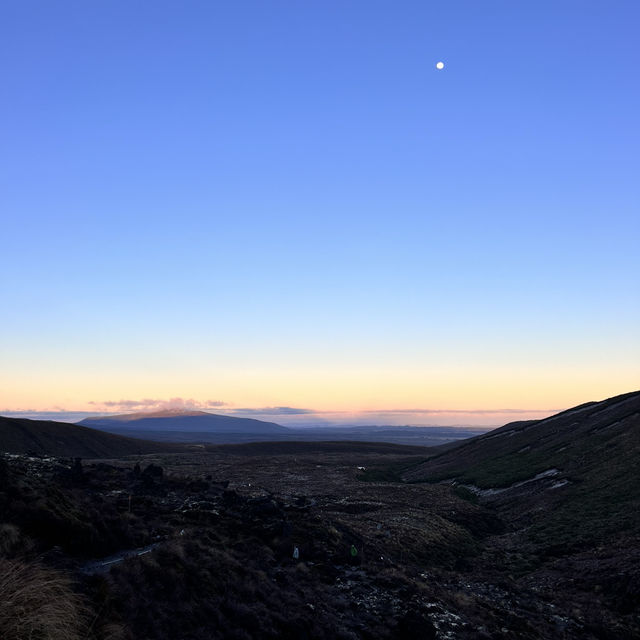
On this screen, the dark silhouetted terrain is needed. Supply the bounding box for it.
[1,391,638,639]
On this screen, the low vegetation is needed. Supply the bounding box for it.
[0,391,638,639]
[0,558,88,640]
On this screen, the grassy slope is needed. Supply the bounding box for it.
[403,391,640,488]
[403,390,640,549]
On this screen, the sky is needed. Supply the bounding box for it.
[1,1,638,427]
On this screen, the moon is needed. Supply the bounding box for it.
[436,61,444,70]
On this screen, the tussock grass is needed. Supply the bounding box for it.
[0,558,88,640]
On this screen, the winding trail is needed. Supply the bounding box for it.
[81,543,159,574]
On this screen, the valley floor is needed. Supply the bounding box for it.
[1,444,638,639]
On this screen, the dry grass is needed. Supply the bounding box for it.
[0,558,88,640]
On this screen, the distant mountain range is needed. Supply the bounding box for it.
[0,410,486,454]
[3,391,638,468]
[78,409,288,434]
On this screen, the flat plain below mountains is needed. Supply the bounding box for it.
[0,390,638,639]
[77,408,488,446]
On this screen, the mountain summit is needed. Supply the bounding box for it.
[78,410,288,434]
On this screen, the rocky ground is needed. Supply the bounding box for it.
[1,443,638,639]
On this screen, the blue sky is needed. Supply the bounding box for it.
[1,1,638,425]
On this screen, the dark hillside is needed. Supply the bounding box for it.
[403,390,640,594]
[403,390,640,488]
[0,416,184,458]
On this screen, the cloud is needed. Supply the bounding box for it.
[89,398,230,412]
[206,400,228,407]
[2,402,560,428]
[358,408,560,415]
[232,406,315,416]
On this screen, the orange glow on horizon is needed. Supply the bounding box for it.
[2,361,637,421]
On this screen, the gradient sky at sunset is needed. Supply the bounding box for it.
[1,1,638,426]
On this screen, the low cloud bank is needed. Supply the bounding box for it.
[2,403,559,428]
[88,398,228,412]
